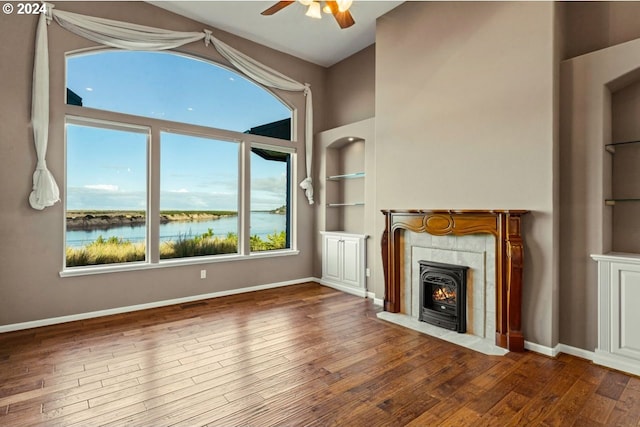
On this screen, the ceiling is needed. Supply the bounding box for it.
[148,1,403,67]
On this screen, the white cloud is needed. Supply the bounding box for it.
[169,188,190,193]
[84,184,119,192]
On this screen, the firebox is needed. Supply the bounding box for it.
[418,260,469,333]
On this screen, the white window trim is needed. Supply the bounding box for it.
[63,116,152,270]
[59,248,301,277]
[62,119,298,276]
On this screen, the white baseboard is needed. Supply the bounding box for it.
[314,280,382,305]
[524,340,558,357]
[593,350,640,377]
[368,292,384,306]
[0,277,317,334]
[555,343,596,361]
[524,341,597,361]
[318,279,367,298]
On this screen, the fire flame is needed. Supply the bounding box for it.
[433,287,456,302]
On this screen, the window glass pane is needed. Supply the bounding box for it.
[66,51,292,139]
[250,148,291,252]
[160,132,239,259]
[65,123,148,267]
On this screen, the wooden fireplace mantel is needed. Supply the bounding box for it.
[381,209,529,352]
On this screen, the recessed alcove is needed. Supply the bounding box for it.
[324,136,365,233]
[562,35,640,376]
[316,118,376,294]
[610,80,640,253]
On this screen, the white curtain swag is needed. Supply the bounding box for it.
[30,4,314,209]
[29,5,59,210]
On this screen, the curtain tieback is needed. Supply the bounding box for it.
[44,2,54,24]
[203,29,212,47]
[299,177,314,204]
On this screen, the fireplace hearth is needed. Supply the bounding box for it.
[419,260,469,333]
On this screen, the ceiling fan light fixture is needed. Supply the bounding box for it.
[298,0,312,6]
[306,1,322,19]
[336,0,353,13]
[322,4,332,14]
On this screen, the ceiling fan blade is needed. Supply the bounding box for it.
[334,9,355,29]
[325,1,355,29]
[261,1,295,16]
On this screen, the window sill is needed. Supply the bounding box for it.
[59,249,300,278]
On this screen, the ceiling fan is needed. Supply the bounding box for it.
[261,0,356,29]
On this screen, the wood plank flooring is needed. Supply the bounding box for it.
[1,282,639,426]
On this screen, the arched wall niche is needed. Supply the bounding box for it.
[325,136,365,233]
[609,70,640,254]
[560,36,640,351]
[315,118,376,293]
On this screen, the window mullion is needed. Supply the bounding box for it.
[240,140,251,256]
[148,127,161,263]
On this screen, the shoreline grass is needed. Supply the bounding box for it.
[65,229,287,267]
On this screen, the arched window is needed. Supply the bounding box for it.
[64,50,295,269]
[66,50,292,138]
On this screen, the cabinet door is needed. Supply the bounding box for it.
[323,235,342,283]
[611,262,640,360]
[341,237,361,288]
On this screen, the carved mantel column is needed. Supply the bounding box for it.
[380,209,529,352]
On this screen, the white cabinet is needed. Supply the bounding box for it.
[321,232,367,297]
[591,253,640,377]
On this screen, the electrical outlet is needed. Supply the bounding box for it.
[366,268,371,277]
[200,270,206,279]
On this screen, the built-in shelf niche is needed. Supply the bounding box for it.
[316,118,375,296]
[325,137,365,232]
[610,83,640,253]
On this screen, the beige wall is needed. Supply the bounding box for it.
[0,2,326,326]
[564,1,640,59]
[374,1,559,347]
[324,45,375,130]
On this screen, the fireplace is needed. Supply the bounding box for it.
[381,210,529,352]
[419,261,468,333]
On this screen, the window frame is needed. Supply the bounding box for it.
[249,141,297,254]
[64,115,152,268]
[60,49,299,277]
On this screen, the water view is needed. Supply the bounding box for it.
[66,212,286,248]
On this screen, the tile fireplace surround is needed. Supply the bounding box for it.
[380,210,529,353]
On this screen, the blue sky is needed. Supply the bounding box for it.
[66,51,290,212]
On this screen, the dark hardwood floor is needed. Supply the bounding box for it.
[0,282,638,426]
